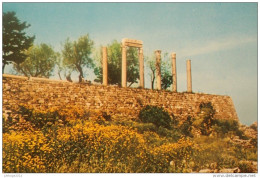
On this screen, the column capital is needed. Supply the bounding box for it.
[155,50,161,54]
[171,52,176,58]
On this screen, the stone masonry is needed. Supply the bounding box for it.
[3,74,239,122]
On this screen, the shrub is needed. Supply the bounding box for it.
[213,119,246,139]
[18,105,66,129]
[191,136,238,171]
[133,122,157,133]
[180,116,193,137]
[250,123,257,131]
[197,102,215,136]
[3,130,54,173]
[138,105,172,129]
[239,161,255,173]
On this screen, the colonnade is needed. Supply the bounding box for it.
[102,38,192,93]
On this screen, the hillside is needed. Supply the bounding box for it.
[3,102,257,173]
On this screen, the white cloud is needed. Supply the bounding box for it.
[178,35,256,58]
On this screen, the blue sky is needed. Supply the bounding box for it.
[2,2,257,125]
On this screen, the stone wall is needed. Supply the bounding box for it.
[3,74,239,121]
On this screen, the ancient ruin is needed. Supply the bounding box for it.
[155,50,162,90]
[186,60,192,93]
[2,38,240,130]
[101,38,192,92]
[102,47,108,86]
[3,74,239,122]
[171,52,177,92]
[121,38,144,88]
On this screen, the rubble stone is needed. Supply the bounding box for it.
[3,74,239,122]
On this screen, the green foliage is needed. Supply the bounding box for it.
[193,102,215,136]
[139,105,172,129]
[18,105,67,130]
[3,104,257,173]
[192,136,238,171]
[234,144,257,162]
[145,52,172,90]
[249,138,257,148]
[133,122,158,133]
[94,40,139,86]
[199,102,215,117]
[145,55,156,89]
[213,119,245,138]
[13,44,57,78]
[238,161,255,173]
[161,53,173,90]
[62,34,94,82]
[180,116,193,137]
[3,11,35,72]
[55,52,64,80]
[161,71,172,90]
[111,117,180,142]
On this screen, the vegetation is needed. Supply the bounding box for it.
[2,12,257,173]
[62,34,94,82]
[145,52,173,90]
[3,11,35,73]
[13,44,57,78]
[2,102,257,173]
[145,55,156,89]
[3,12,176,90]
[94,40,139,86]
[139,105,172,129]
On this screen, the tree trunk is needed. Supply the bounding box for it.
[58,71,62,80]
[77,65,84,83]
[128,82,134,87]
[2,62,5,74]
[151,69,155,90]
[66,73,73,82]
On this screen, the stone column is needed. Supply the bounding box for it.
[186,59,192,93]
[102,47,108,86]
[155,50,161,90]
[121,45,127,87]
[171,52,177,92]
[139,48,144,88]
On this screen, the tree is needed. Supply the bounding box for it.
[13,43,57,78]
[146,52,172,90]
[3,11,35,73]
[145,55,156,89]
[62,34,94,83]
[94,40,139,86]
[55,52,64,80]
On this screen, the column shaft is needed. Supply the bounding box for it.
[139,48,144,88]
[102,47,108,86]
[171,52,177,92]
[121,46,127,87]
[155,50,161,90]
[186,60,192,93]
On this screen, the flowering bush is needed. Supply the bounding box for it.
[3,104,256,173]
[3,130,53,172]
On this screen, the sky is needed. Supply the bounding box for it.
[2,2,258,126]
